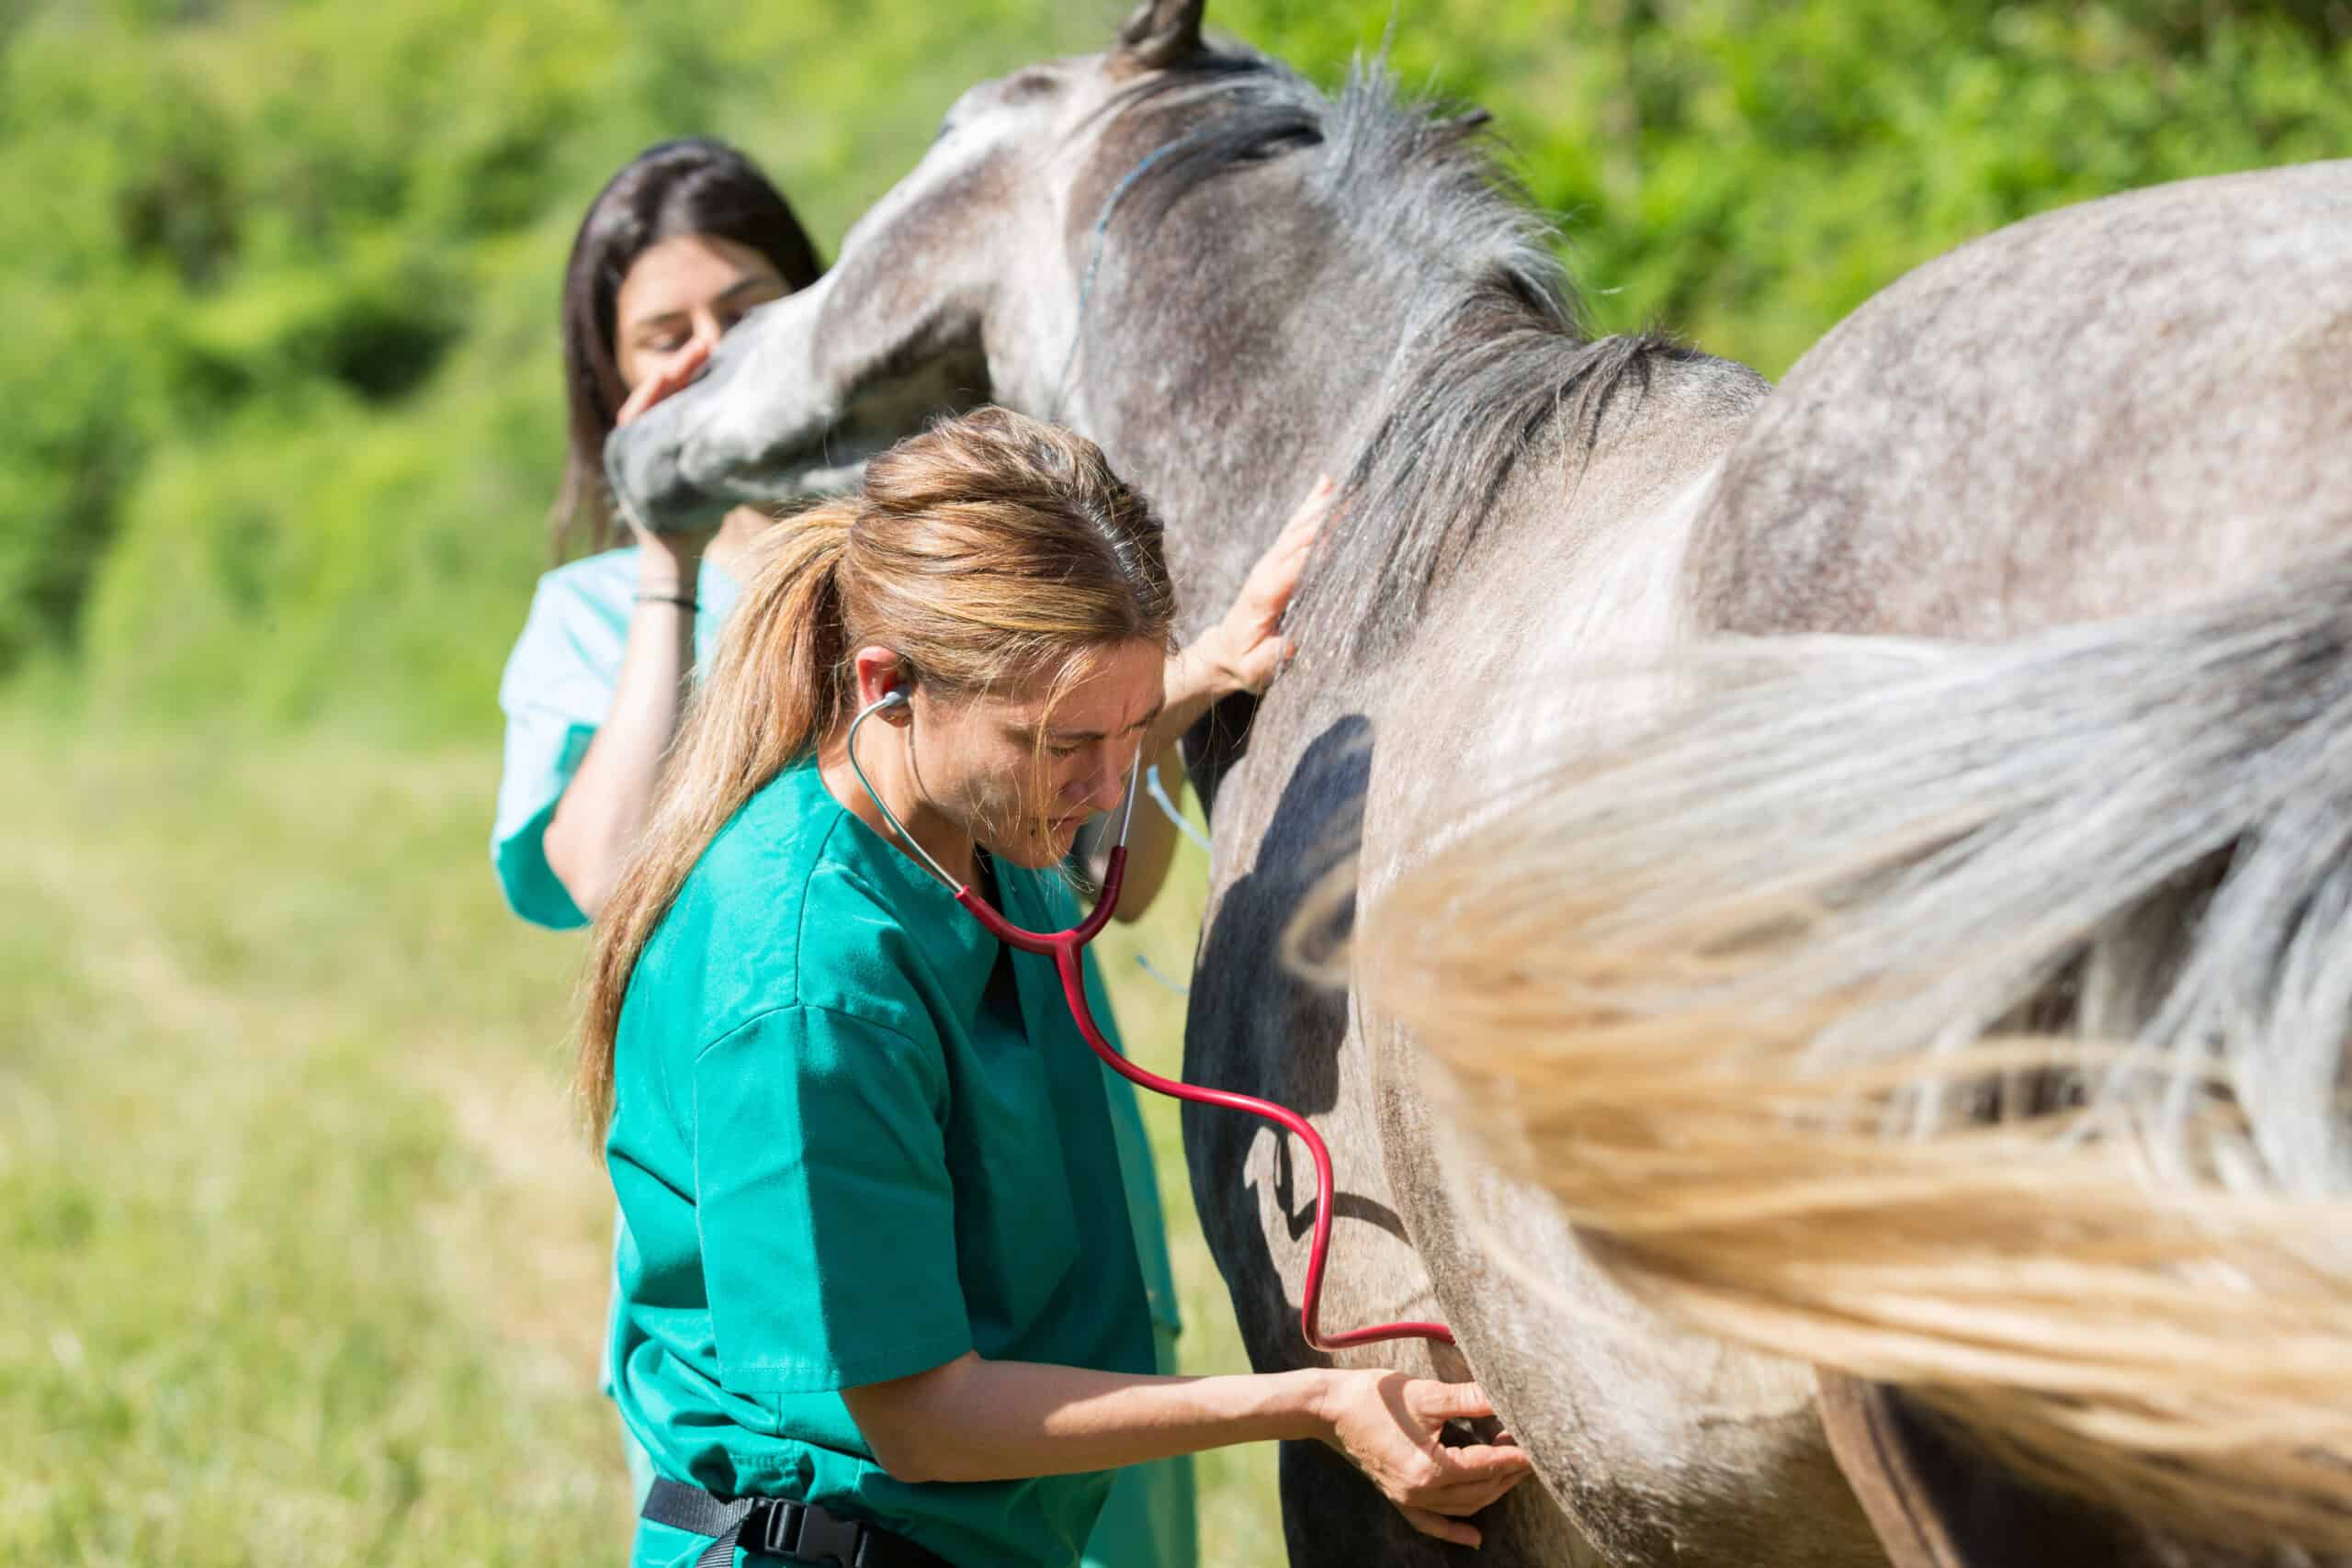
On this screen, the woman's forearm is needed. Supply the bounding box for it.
[541,556,703,917]
[1148,642,1241,760]
[845,1353,1331,1484]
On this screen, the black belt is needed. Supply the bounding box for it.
[640,1477,956,1568]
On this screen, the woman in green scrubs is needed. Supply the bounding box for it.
[577,408,1530,1568]
[492,141,1195,1564]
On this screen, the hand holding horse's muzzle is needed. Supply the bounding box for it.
[604,302,989,533]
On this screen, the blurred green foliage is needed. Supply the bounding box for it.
[4,0,2346,731]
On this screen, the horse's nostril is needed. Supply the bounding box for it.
[1000,68,1063,105]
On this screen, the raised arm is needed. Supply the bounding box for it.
[1088,477,1328,922]
[541,347,723,919]
[539,541,706,918]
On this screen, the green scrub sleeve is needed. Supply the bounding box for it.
[491,573,613,930]
[691,1004,974,1395]
[491,709,594,929]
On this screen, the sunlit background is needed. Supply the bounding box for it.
[4,1,2346,1562]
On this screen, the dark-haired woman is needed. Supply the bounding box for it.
[494,137,820,929]
[491,141,1203,1566]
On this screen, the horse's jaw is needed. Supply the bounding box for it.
[604,277,991,531]
[718,350,993,506]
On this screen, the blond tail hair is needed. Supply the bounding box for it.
[1358,549,2352,1550]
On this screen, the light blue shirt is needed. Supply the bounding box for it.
[491,548,742,929]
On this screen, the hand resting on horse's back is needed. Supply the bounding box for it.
[1161,473,1335,708]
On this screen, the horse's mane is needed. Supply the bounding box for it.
[1111,51,1702,660]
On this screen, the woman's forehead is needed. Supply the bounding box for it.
[616,234,782,326]
[998,640,1163,734]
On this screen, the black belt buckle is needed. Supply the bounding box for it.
[757,1497,867,1567]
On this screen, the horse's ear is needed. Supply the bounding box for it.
[1115,0,1205,69]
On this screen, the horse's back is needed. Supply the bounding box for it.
[1691,159,2352,641]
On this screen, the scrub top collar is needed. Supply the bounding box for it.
[788,758,1064,1023]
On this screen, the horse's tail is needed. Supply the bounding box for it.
[1357,548,2352,1551]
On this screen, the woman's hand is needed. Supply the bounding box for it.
[1187,474,1334,698]
[1148,475,1335,758]
[615,336,714,430]
[615,338,720,557]
[1316,1371,1532,1548]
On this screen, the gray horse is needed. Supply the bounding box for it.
[605,3,2352,1563]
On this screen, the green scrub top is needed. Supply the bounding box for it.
[494,548,1192,1566]
[609,758,1153,1568]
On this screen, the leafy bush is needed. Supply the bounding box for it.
[6,0,2346,732]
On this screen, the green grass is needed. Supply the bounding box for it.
[0,710,1280,1565]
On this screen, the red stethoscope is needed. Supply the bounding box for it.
[847,688,1453,1351]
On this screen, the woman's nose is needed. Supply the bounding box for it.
[1086,751,1138,812]
[1058,766,1111,814]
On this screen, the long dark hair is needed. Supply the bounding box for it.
[552,138,823,559]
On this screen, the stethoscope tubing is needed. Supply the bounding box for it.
[849,692,1455,1351]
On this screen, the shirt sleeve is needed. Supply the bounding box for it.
[692,1004,973,1394]
[490,573,616,930]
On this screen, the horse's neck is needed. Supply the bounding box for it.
[1256,339,1763,895]
[1070,161,1419,637]
[1068,137,1766,677]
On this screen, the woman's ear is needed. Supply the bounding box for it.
[851,645,916,724]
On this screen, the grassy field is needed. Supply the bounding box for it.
[0,708,1281,1565]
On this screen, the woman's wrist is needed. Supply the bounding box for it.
[1277,1366,1342,1446]
[1168,628,1242,710]
[634,530,712,592]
